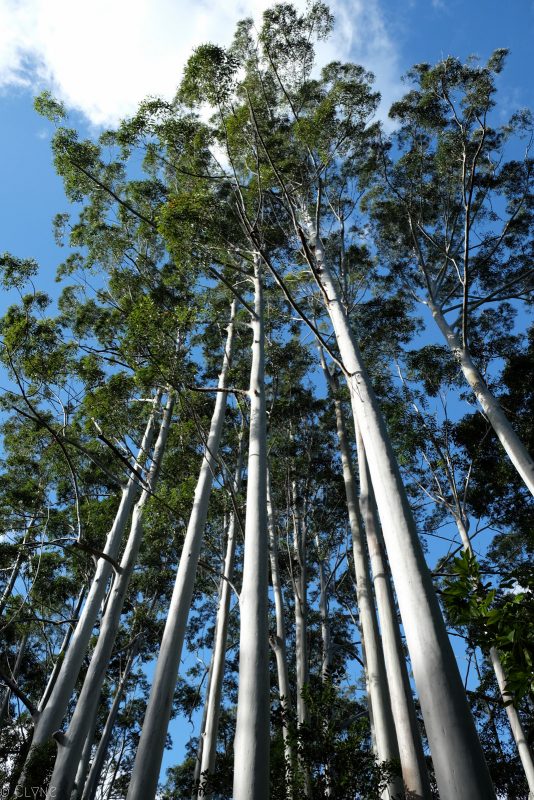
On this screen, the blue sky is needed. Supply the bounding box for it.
[1,0,533,287]
[0,0,533,786]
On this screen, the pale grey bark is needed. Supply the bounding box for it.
[232,255,270,800]
[356,428,432,800]
[303,211,495,800]
[81,646,137,800]
[454,516,534,797]
[267,470,294,791]
[39,586,87,713]
[429,299,534,496]
[22,396,160,777]
[291,480,309,728]
[196,428,245,798]
[126,300,237,800]
[324,361,401,798]
[47,392,175,800]
[314,532,332,683]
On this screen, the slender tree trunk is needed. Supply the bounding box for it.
[356,427,432,800]
[126,300,237,800]
[291,480,309,728]
[197,427,245,798]
[324,361,401,798]
[454,515,534,796]
[72,709,98,800]
[267,470,294,794]
[0,633,28,726]
[232,255,270,800]
[81,645,137,800]
[0,516,36,617]
[314,532,332,683]
[39,586,87,712]
[302,213,495,800]
[429,300,534,496]
[21,395,161,779]
[47,393,175,799]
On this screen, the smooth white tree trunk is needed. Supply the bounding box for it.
[196,429,245,798]
[356,427,432,800]
[81,645,137,800]
[291,480,309,728]
[302,212,495,800]
[46,393,175,799]
[232,256,270,800]
[267,470,294,793]
[126,300,237,800]
[454,516,534,797]
[314,532,332,683]
[430,300,534,496]
[20,398,160,783]
[326,365,402,798]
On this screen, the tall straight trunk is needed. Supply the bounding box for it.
[356,428,432,800]
[197,428,245,797]
[267,470,294,792]
[0,633,28,726]
[291,480,309,728]
[303,212,495,800]
[319,350,399,770]
[47,393,175,800]
[22,395,160,775]
[324,360,401,798]
[429,300,534,495]
[453,516,534,796]
[314,532,332,682]
[232,255,270,800]
[126,300,237,800]
[81,645,137,800]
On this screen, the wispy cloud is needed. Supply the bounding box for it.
[0,0,402,126]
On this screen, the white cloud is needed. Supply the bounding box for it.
[0,0,402,126]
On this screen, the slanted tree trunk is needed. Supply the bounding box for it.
[453,515,534,797]
[319,351,400,765]
[0,633,28,726]
[232,255,270,800]
[356,427,432,800]
[303,211,495,800]
[81,644,137,800]
[126,300,237,800]
[429,298,534,496]
[0,516,36,617]
[20,395,161,782]
[267,470,294,794]
[196,426,245,798]
[46,392,175,800]
[322,357,401,799]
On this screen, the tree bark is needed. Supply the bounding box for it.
[46,392,175,799]
[126,300,237,800]
[454,515,534,797]
[196,427,245,798]
[81,645,137,800]
[21,394,161,779]
[324,361,402,799]
[267,470,294,794]
[430,299,534,496]
[356,427,432,800]
[232,255,270,800]
[303,212,495,800]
